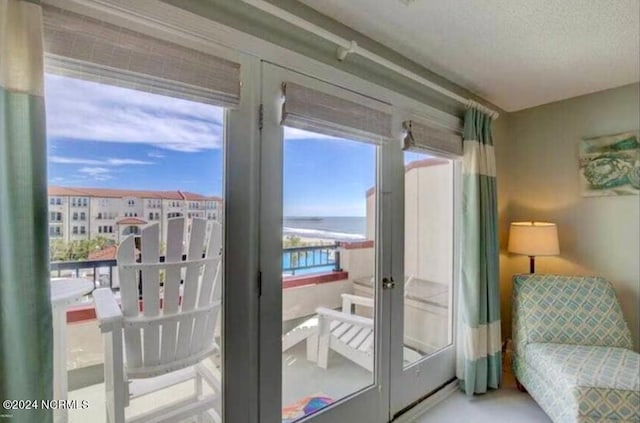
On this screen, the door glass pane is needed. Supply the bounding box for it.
[45,73,225,421]
[282,127,377,420]
[402,151,454,367]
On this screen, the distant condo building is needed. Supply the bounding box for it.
[48,186,223,244]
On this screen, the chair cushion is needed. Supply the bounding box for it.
[513,275,633,353]
[525,343,640,421]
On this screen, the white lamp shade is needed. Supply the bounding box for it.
[508,222,559,256]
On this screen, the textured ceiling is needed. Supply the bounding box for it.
[299,0,640,111]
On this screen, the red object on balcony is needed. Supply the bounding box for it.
[339,240,374,250]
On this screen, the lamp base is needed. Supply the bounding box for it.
[529,256,535,273]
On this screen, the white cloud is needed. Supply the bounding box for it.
[106,158,154,166]
[283,126,343,141]
[45,74,224,152]
[78,167,112,181]
[50,156,154,166]
[147,151,166,159]
[283,127,367,150]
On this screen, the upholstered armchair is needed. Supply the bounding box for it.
[512,274,639,423]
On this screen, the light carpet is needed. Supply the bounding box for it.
[410,371,551,423]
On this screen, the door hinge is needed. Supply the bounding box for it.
[257,271,262,297]
[382,277,395,289]
[258,103,264,130]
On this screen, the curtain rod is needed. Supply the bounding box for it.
[240,0,499,119]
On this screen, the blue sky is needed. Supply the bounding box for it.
[45,74,376,216]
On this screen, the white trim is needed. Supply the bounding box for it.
[391,380,458,423]
[462,141,497,177]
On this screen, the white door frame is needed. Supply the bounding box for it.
[223,54,262,423]
[259,62,394,423]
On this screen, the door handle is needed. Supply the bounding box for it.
[382,277,395,289]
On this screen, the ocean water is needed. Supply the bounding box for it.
[283,216,366,241]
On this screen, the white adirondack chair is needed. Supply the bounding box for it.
[313,292,422,372]
[315,294,376,371]
[94,218,223,423]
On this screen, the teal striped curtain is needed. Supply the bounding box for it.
[0,0,52,421]
[457,107,502,395]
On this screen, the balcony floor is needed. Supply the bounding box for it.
[68,341,371,422]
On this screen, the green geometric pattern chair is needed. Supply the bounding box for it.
[512,274,639,423]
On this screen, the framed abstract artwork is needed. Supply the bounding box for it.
[579,131,640,197]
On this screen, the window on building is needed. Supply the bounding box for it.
[98,226,102,234]
[72,226,78,235]
[80,226,86,235]
[72,212,78,221]
[123,225,140,236]
[80,212,86,220]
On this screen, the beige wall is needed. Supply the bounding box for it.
[404,163,454,285]
[366,162,454,285]
[497,83,640,350]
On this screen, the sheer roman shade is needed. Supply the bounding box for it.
[403,120,462,157]
[281,82,392,144]
[42,5,241,107]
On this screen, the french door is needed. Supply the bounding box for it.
[258,62,458,422]
[388,148,459,417]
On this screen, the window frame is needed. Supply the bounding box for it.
[41,1,465,421]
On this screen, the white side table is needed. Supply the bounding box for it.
[50,278,94,423]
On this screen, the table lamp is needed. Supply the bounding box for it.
[508,222,559,273]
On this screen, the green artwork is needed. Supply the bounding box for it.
[579,131,640,197]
